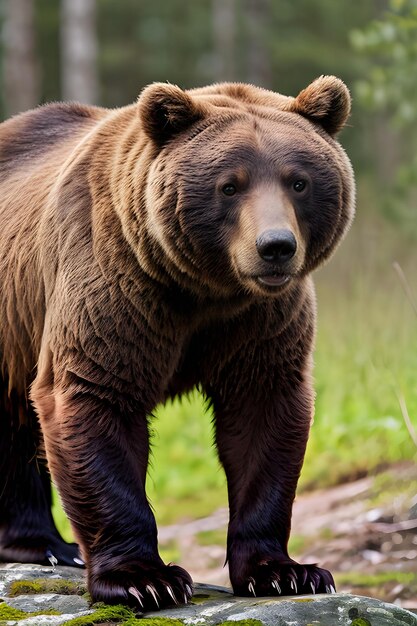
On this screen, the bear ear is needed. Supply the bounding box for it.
[290,75,351,136]
[138,83,206,145]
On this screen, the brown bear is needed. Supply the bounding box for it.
[0,76,355,609]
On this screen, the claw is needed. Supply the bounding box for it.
[271,579,281,594]
[185,583,193,597]
[128,586,144,608]
[248,580,256,597]
[310,581,316,594]
[310,571,321,593]
[73,557,85,566]
[288,570,298,594]
[300,567,308,587]
[184,592,188,604]
[330,585,336,594]
[46,550,58,571]
[165,584,178,605]
[146,584,160,608]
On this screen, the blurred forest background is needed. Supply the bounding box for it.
[1,0,416,596]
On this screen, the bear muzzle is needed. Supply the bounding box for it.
[255,229,297,288]
[256,229,297,264]
[257,274,292,288]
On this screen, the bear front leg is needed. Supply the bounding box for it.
[0,380,82,568]
[31,379,192,610]
[206,341,335,598]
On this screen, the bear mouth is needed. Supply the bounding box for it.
[257,274,291,287]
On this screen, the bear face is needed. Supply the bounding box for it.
[139,77,354,299]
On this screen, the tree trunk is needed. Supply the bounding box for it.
[2,0,40,116]
[244,0,272,88]
[60,0,99,104]
[212,0,237,82]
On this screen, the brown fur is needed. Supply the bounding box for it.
[0,76,355,608]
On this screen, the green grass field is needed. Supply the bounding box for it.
[53,190,417,541]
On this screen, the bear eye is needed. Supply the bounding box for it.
[293,179,307,193]
[222,183,237,196]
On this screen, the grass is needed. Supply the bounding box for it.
[335,571,417,587]
[147,394,227,524]
[52,186,417,545]
[303,211,417,488]
[196,529,227,547]
[335,571,417,605]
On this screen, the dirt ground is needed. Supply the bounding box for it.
[159,463,417,612]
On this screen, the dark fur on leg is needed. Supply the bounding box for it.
[0,377,83,567]
[203,309,335,598]
[32,378,192,607]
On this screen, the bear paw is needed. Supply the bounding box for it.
[232,561,335,597]
[0,535,84,568]
[89,561,193,610]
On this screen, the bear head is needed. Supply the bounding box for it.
[137,76,355,298]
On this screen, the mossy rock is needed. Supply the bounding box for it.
[1,566,416,626]
[0,600,61,623]
[59,603,137,625]
[218,621,263,626]
[8,578,87,597]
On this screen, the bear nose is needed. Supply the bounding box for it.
[256,229,297,263]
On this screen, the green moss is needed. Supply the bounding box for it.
[351,619,372,626]
[0,601,61,624]
[61,606,186,626]
[62,604,135,625]
[0,603,30,621]
[8,577,87,597]
[190,592,211,604]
